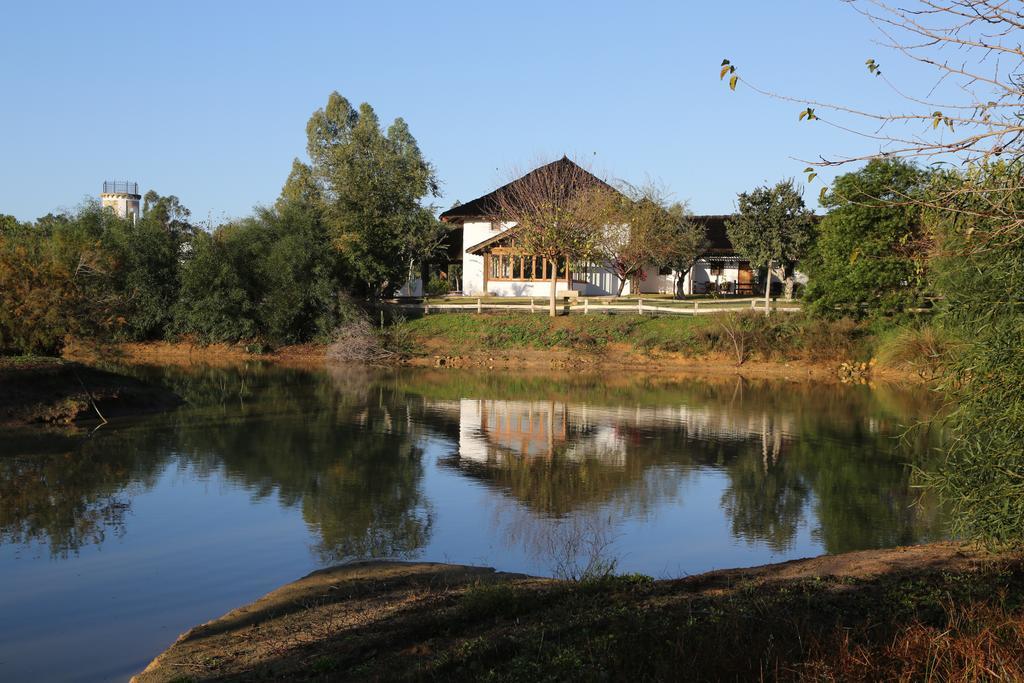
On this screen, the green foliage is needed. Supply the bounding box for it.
[803,159,930,319]
[661,206,710,297]
[102,193,192,340]
[726,179,816,295]
[298,92,443,296]
[918,164,1024,547]
[173,205,347,345]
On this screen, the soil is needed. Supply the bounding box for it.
[132,542,1014,682]
[0,357,182,428]
[405,339,923,384]
[64,340,923,384]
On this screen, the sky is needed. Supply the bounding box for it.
[0,1,928,223]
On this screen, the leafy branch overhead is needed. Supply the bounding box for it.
[720,59,738,91]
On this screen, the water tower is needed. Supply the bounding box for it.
[100,181,141,222]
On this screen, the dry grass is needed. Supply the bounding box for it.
[800,600,1024,682]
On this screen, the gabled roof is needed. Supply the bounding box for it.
[439,156,616,223]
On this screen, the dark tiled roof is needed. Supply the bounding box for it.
[439,157,615,223]
[695,214,734,254]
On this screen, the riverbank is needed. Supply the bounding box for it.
[61,311,935,384]
[134,543,1023,682]
[0,356,181,428]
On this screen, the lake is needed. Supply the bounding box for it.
[0,364,947,682]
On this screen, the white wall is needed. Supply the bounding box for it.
[462,220,504,295]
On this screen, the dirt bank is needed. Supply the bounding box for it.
[405,342,922,383]
[65,339,923,384]
[0,357,182,428]
[134,543,1024,682]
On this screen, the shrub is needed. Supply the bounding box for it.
[876,324,958,379]
[424,275,450,297]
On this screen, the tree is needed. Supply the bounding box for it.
[719,1,1024,544]
[593,183,677,297]
[493,158,610,316]
[726,180,816,312]
[802,159,930,319]
[102,191,195,340]
[297,92,441,296]
[0,203,124,354]
[662,207,709,298]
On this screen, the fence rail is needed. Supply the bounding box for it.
[381,297,801,316]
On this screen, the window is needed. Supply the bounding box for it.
[486,253,569,281]
[709,263,724,276]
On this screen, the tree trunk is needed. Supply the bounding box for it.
[763,261,772,317]
[549,269,558,317]
[616,276,628,297]
[784,273,795,300]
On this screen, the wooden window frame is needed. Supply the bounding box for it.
[484,250,573,287]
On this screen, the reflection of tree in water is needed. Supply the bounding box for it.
[162,365,434,563]
[430,377,946,555]
[0,430,169,557]
[717,382,947,554]
[0,365,434,563]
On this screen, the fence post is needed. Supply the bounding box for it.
[751,299,756,310]
[477,297,482,314]
[425,300,430,315]
[693,300,698,313]
[530,298,535,313]
[638,298,643,314]
[584,298,589,315]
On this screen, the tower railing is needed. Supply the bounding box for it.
[102,181,139,195]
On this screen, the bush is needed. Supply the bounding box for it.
[0,205,125,355]
[424,275,450,297]
[876,324,957,378]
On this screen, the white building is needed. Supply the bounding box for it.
[437,158,774,298]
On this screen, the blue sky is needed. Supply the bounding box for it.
[0,1,921,223]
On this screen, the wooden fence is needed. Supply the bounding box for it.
[381,297,802,316]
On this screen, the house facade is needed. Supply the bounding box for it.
[437,158,773,298]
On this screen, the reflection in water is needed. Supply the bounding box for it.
[431,376,945,557]
[0,365,950,681]
[0,367,947,566]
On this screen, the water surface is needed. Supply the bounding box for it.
[0,364,946,682]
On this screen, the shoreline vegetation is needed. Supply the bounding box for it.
[58,309,943,383]
[133,544,1024,682]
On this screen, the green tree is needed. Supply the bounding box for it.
[662,207,709,298]
[802,160,929,319]
[173,229,258,342]
[726,180,816,311]
[298,92,441,296]
[102,192,194,340]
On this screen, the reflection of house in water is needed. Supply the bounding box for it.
[439,398,797,469]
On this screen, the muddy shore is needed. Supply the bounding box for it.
[0,357,181,428]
